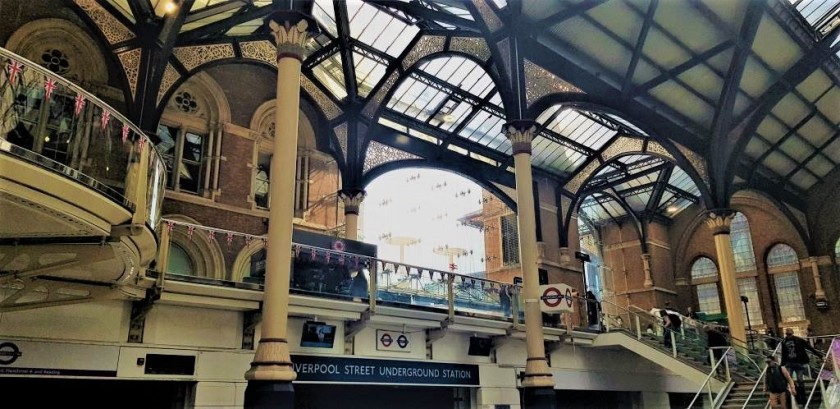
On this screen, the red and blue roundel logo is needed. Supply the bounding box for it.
[332,240,346,252]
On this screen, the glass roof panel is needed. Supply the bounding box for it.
[532,136,587,174]
[615,170,658,191]
[542,109,618,151]
[353,50,387,98]
[422,1,475,21]
[349,1,420,57]
[387,78,447,121]
[311,53,348,100]
[184,11,237,32]
[224,17,266,36]
[580,194,627,223]
[313,0,338,37]
[457,110,510,153]
[625,191,651,212]
[668,166,701,196]
[604,113,648,136]
[790,0,840,37]
[420,57,496,99]
[106,0,135,23]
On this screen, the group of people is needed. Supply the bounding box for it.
[764,328,823,408]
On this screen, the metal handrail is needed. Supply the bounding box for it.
[805,337,835,409]
[740,342,783,409]
[687,346,733,408]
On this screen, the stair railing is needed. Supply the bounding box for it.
[687,346,733,409]
[739,342,783,409]
[804,336,835,409]
[600,298,703,361]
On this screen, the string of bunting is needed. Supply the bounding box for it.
[159,218,510,293]
[2,56,149,153]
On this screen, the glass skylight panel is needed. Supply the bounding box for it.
[615,171,657,191]
[458,110,506,149]
[491,0,508,8]
[224,17,265,36]
[349,1,419,57]
[439,101,472,132]
[625,191,650,212]
[311,53,348,100]
[184,12,237,32]
[603,113,647,135]
[791,0,840,34]
[387,79,445,120]
[420,57,495,99]
[354,51,387,98]
[313,0,338,37]
[545,109,617,151]
[668,167,701,196]
[107,0,135,23]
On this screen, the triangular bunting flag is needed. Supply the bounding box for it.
[226,232,234,245]
[74,94,86,116]
[6,59,23,84]
[44,78,57,101]
[121,124,129,144]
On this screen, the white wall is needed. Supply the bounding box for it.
[144,305,242,348]
[0,300,130,342]
[431,332,494,364]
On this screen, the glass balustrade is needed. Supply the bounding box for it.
[0,47,166,228]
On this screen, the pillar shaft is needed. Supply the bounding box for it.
[246,13,316,385]
[505,120,554,390]
[641,253,653,288]
[809,257,826,299]
[339,189,366,241]
[706,211,746,348]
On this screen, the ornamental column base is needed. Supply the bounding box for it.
[522,386,557,409]
[244,381,294,409]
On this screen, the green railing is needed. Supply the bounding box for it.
[0,47,166,229]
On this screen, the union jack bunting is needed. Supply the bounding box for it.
[121,124,129,143]
[100,109,110,129]
[187,225,195,240]
[244,235,252,246]
[74,94,86,116]
[226,232,234,245]
[5,59,23,84]
[137,137,146,153]
[44,78,57,101]
[310,248,317,261]
[208,230,215,242]
[165,220,174,233]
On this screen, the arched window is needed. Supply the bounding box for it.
[731,212,763,325]
[690,257,721,314]
[767,244,806,325]
[767,244,799,267]
[167,243,195,276]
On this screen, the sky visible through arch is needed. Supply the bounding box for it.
[360,168,487,275]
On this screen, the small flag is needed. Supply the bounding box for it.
[293,245,301,258]
[325,251,331,263]
[74,94,86,116]
[100,109,110,129]
[165,220,174,233]
[226,232,234,245]
[121,124,129,143]
[208,230,215,242]
[261,237,267,247]
[6,59,23,84]
[244,235,252,246]
[137,137,146,153]
[44,78,57,101]
[310,248,317,261]
[187,225,195,240]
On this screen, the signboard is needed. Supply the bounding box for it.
[539,284,574,313]
[376,330,411,353]
[0,340,119,377]
[291,354,480,386]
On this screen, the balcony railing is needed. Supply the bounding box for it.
[0,47,166,229]
[150,218,598,328]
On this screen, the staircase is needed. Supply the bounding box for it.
[719,381,767,408]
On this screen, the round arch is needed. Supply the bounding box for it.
[361,159,517,212]
[730,185,812,255]
[162,215,226,279]
[231,238,266,283]
[6,18,109,85]
[528,93,713,208]
[573,189,646,254]
[161,71,231,125]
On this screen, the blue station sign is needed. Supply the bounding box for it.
[291,355,480,386]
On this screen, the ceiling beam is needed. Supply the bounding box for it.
[177,4,274,43]
[367,0,481,32]
[523,0,609,37]
[622,0,658,98]
[333,0,358,102]
[646,162,673,212]
[185,0,247,23]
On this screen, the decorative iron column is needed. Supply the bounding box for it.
[504,120,556,409]
[705,210,747,348]
[339,188,366,241]
[244,11,317,409]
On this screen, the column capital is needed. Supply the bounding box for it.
[268,11,319,61]
[503,119,538,155]
[704,209,736,235]
[339,188,367,215]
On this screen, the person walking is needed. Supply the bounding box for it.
[659,310,675,348]
[781,327,821,404]
[704,325,728,372]
[765,355,796,409]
